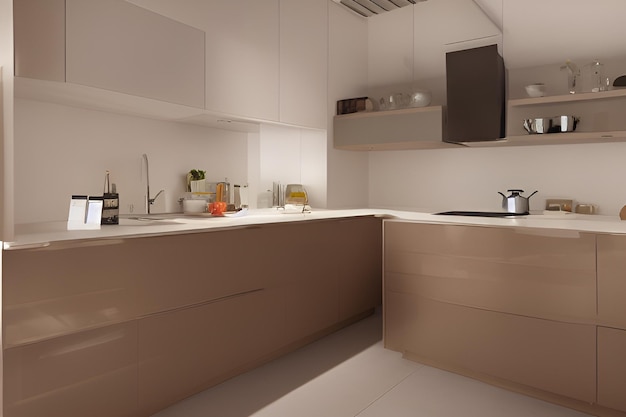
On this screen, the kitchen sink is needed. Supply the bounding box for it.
[118,217,182,226]
[434,211,529,218]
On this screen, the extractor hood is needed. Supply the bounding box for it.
[332,0,427,18]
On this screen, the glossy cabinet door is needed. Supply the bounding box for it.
[202,0,280,121]
[133,227,285,316]
[597,235,626,413]
[66,0,205,108]
[597,234,626,330]
[336,217,382,321]
[3,216,382,417]
[4,322,138,417]
[385,222,596,322]
[279,0,328,129]
[13,0,65,81]
[279,220,342,341]
[384,221,597,404]
[3,240,138,348]
[386,293,596,403]
[597,326,626,413]
[137,289,284,416]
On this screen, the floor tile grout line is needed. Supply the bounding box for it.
[352,365,426,417]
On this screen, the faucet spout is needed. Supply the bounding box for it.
[143,154,164,214]
[148,189,164,207]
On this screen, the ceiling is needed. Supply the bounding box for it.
[332,0,426,17]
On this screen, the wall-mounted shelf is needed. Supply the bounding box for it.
[459,131,626,148]
[509,89,626,107]
[333,106,460,150]
[506,88,626,143]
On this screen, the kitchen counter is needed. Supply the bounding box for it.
[5,208,626,250]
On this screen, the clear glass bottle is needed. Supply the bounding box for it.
[582,60,605,93]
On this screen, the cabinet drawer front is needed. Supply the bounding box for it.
[3,242,137,347]
[597,234,626,329]
[4,322,138,417]
[598,326,626,412]
[385,292,596,403]
[137,289,284,416]
[384,222,596,321]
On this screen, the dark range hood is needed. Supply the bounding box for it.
[445,44,506,143]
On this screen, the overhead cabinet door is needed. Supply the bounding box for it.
[66,0,205,108]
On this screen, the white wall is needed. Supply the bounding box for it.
[252,124,327,209]
[14,99,249,223]
[365,0,626,216]
[369,142,626,215]
[14,99,328,223]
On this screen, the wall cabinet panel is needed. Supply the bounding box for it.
[279,0,328,129]
[202,0,279,121]
[66,0,205,108]
[13,0,65,81]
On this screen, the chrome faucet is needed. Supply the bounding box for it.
[142,153,164,214]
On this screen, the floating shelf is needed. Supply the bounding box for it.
[333,106,460,150]
[509,89,626,107]
[460,131,626,147]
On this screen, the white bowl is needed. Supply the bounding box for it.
[525,83,546,98]
[182,198,208,213]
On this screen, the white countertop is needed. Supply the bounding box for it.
[5,208,626,250]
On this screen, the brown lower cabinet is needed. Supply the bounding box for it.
[2,216,382,417]
[384,220,626,417]
[385,292,596,402]
[598,327,626,413]
[597,234,626,413]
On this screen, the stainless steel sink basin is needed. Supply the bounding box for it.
[434,211,529,218]
[118,217,182,226]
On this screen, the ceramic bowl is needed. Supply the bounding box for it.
[525,83,546,98]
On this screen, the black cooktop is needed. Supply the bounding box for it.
[434,211,529,218]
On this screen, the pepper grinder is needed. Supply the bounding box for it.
[101,170,119,225]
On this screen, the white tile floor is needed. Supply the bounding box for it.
[152,311,592,417]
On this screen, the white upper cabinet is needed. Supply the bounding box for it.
[65,0,205,108]
[367,8,413,90]
[279,0,328,129]
[13,0,65,82]
[200,0,280,121]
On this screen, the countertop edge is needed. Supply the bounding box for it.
[5,208,626,250]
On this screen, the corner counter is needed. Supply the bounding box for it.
[5,207,626,417]
[6,208,626,251]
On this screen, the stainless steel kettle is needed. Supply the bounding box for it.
[498,189,538,214]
